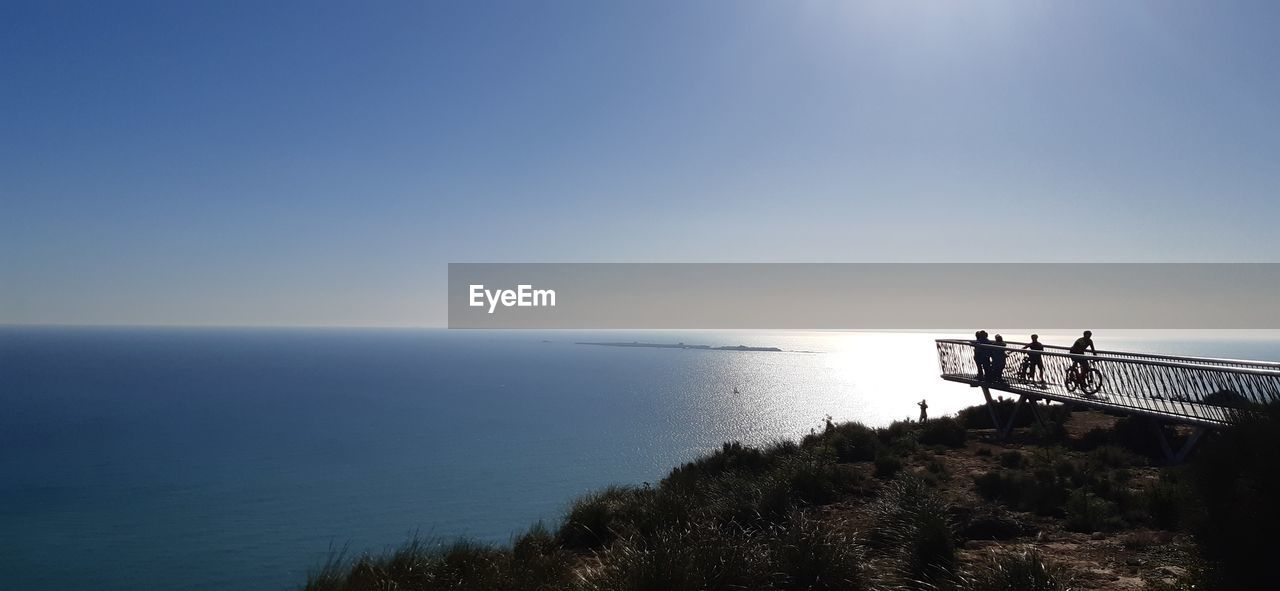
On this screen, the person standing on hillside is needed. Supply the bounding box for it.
[917,399,928,422]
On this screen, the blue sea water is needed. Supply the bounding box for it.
[3,327,1279,589]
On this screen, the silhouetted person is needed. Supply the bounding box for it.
[917,399,928,422]
[1021,334,1046,382]
[1070,330,1097,387]
[973,330,992,382]
[991,334,1008,381]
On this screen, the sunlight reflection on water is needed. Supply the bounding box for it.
[4,328,1279,590]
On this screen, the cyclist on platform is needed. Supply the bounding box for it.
[1069,330,1097,389]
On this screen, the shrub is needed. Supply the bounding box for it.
[558,486,650,549]
[1087,445,1141,469]
[665,441,771,489]
[1029,417,1068,443]
[576,513,871,591]
[974,468,1070,517]
[974,471,1005,501]
[959,507,1029,541]
[427,540,517,589]
[1188,405,1280,588]
[303,535,576,591]
[1108,416,1176,460]
[779,450,851,507]
[998,450,1024,469]
[824,422,883,463]
[1074,427,1113,451]
[874,452,904,479]
[1143,477,1188,530]
[919,416,967,448]
[957,400,1070,431]
[955,550,1070,591]
[510,523,577,589]
[1064,490,1122,533]
[768,513,870,591]
[878,421,921,456]
[869,478,956,584]
[574,521,771,591]
[657,445,853,527]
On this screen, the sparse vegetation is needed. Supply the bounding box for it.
[918,416,967,448]
[868,477,955,585]
[954,550,1071,591]
[304,404,1279,591]
[956,398,1071,431]
[1186,404,1280,588]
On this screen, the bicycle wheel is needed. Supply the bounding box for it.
[1082,369,1103,395]
[1064,367,1078,392]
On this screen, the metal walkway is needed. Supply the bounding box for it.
[935,339,1280,458]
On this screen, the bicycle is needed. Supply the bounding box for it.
[1016,355,1047,385]
[1064,363,1103,396]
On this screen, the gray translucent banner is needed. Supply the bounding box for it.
[448,263,1280,329]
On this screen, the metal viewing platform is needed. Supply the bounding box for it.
[935,338,1280,461]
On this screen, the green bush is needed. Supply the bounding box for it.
[919,417,967,448]
[1107,416,1176,460]
[665,441,771,488]
[1087,445,1141,469]
[1064,490,1122,533]
[869,478,955,585]
[823,421,883,463]
[875,421,922,459]
[973,469,1069,517]
[874,452,904,479]
[1188,405,1280,588]
[660,446,855,527]
[303,534,577,591]
[957,400,1070,431]
[1074,427,1113,451]
[575,513,871,591]
[1029,417,1068,443]
[1143,479,1186,530]
[778,450,851,507]
[959,507,1029,541]
[558,486,651,549]
[974,470,1005,501]
[768,513,870,591]
[574,521,770,591]
[955,550,1070,591]
[998,450,1024,469]
[509,523,576,589]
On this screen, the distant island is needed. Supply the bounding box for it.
[576,341,784,352]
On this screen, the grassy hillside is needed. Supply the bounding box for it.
[303,403,1280,590]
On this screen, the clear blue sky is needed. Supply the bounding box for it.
[3,1,1279,326]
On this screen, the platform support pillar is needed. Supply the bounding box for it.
[1150,421,1207,465]
[980,385,1001,433]
[998,394,1029,440]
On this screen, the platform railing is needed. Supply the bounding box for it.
[1005,339,1280,372]
[936,339,1280,427]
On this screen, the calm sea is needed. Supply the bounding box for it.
[3,328,1278,589]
